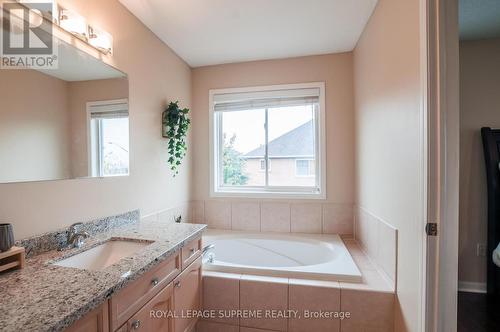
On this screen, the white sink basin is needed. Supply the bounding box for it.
[54,239,151,271]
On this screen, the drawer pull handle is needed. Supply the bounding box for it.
[131,320,141,330]
[151,278,159,286]
[174,280,181,288]
[189,248,195,254]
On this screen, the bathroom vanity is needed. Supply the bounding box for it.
[68,236,202,332]
[0,212,206,332]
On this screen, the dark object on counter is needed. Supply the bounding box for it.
[0,223,14,252]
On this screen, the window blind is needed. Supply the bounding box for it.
[89,101,128,119]
[213,88,319,112]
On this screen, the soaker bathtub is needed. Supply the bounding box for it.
[202,230,362,282]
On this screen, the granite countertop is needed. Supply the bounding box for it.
[0,220,206,332]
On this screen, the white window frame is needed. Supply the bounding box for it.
[295,159,315,177]
[209,82,326,199]
[86,99,129,177]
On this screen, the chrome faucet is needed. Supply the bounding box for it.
[66,222,90,249]
[202,244,215,264]
[203,244,215,254]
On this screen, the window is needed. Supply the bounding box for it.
[259,159,271,172]
[295,159,315,177]
[210,83,325,198]
[88,100,129,177]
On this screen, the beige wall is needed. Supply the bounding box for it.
[459,38,500,285]
[0,0,192,239]
[68,78,129,177]
[0,70,71,183]
[353,0,423,331]
[191,53,355,204]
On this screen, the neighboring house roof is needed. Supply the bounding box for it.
[244,120,314,158]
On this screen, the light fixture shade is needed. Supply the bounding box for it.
[88,25,113,54]
[59,8,87,38]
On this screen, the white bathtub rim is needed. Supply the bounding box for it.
[202,229,362,283]
[203,262,362,282]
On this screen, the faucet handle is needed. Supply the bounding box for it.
[68,222,84,235]
[66,223,85,245]
[74,232,90,248]
[69,222,84,229]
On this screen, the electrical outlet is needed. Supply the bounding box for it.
[477,243,487,257]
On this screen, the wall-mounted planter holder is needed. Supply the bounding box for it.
[162,101,190,175]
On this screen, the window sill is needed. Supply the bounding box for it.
[210,189,326,200]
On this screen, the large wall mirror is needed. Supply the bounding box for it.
[0,38,129,184]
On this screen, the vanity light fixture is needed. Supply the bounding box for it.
[58,7,87,39]
[88,25,113,55]
[56,5,113,55]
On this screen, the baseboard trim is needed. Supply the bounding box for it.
[458,281,487,294]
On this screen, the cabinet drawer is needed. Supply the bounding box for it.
[181,237,201,270]
[110,253,181,331]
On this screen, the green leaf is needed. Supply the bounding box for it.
[164,101,190,175]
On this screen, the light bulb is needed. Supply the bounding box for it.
[88,26,113,54]
[59,8,87,38]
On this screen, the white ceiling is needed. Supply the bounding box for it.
[119,0,378,67]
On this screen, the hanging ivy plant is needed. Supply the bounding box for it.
[162,101,191,175]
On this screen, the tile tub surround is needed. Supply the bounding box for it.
[240,275,289,331]
[199,239,394,332]
[189,200,354,235]
[0,220,206,332]
[15,210,140,258]
[354,206,398,284]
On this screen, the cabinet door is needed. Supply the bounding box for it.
[67,301,109,332]
[126,283,173,332]
[173,256,201,332]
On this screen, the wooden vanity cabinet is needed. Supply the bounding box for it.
[110,236,201,332]
[67,236,202,332]
[67,300,109,332]
[109,253,181,330]
[173,256,202,332]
